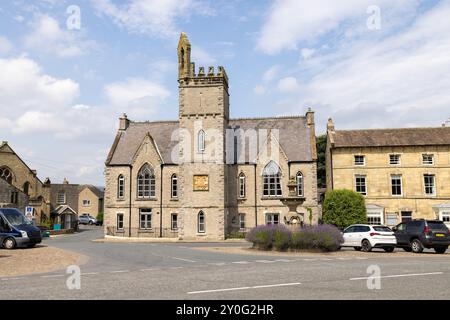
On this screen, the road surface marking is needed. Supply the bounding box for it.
[302,258,318,261]
[1,277,26,281]
[81,272,99,276]
[109,270,130,274]
[350,272,444,281]
[274,259,292,262]
[254,260,275,263]
[140,268,159,272]
[41,274,64,278]
[321,258,333,261]
[188,282,301,294]
[172,257,196,263]
[170,267,183,270]
[232,261,251,264]
[208,262,226,266]
[355,257,368,260]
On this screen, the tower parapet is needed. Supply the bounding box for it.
[177,33,228,88]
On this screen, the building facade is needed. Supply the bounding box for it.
[326,119,450,227]
[0,141,51,222]
[104,33,320,240]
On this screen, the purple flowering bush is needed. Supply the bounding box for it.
[246,224,343,252]
[246,224,291,250]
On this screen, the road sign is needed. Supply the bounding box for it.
[25,206,34,220]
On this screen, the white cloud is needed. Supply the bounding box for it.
[263,65,280,83]
[24,14,96,58]
[92,0,213,38]
[0,36,13,55]
[257,0,418,54]
[300,48,315,60]
[0,56,79,114]
[285,1,450,131]
[104,78,170,119]
[277,76,299,92]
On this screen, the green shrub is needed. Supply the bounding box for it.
[96,212,104,223]
[322,189,367,229]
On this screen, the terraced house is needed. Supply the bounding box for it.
[326,119,450,227]
[104,33,320,240]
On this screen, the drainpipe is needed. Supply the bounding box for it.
[160,164,163,238]
[254,163,257,227]
[330,148,334,190]
[129,165,132,237]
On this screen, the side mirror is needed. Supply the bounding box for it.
[392,227,397,232]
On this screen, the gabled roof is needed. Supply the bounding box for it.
[106,116,315,165]
[52,205,77,215]
[332,127,450,148]
[81,185,104,199]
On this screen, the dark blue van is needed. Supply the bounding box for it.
[0,208,42,249]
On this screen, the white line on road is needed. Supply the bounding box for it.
[232,261,251,264]
[274,259,293,262]
[350,272,444,281]
[41,274,64,278]
[188,282,301,295]
[170,267,184,270]
[254,260,276,263]
[208,262,226,266]
[172,257,197,263]
[81,272,99,276]
[1,277,26,281]
[140,268,159,272]
[109,270,130,274]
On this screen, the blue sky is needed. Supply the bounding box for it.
[0,0,449,186]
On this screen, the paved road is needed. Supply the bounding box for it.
[1,226,450,299]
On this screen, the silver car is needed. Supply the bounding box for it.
[78,214,97,225]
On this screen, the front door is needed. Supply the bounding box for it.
[394,222,408,245]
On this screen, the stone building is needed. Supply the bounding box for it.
[0,178,29,212]
[104,33,319,240]
[0,141,50,222]
[50,179,104,228]
[326,119,450,227]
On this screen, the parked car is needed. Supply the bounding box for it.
[0,208,42,249]
[393,220,450,254]
[341,224,397,252]
[78,214,97,225]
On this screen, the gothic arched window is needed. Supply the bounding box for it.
[198,130,205,153]
[198,211,206,233]
[0,167,13,184]
[296,172,304,197]
[137,164,156,199]
[171,174,178,198]
[238,172,246,198]
[262,161,282,197]
[23,182,30,195]
[117,175,125,199]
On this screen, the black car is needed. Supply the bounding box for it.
[393,220,450,254]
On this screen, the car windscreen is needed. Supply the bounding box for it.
[428,221,448,230]
[373,226,392,232]
[1,209,31,226]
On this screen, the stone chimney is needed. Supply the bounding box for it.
[119,113,130,131]
[306,107,315,126]
[63,178,69,184]
[327,118,335,132]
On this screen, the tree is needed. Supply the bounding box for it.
[316,134,327,188]
[322,189,367,229]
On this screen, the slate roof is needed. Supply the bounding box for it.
[106,116,315,165]
[332,127,450,148]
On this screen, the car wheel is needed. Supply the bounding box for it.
[353,247,362,251]
[361,240,372,252]
[383,246,395,253]
[3,237,16,250]
[89,221,93,225]
[411,239,424,253]
[402,247,412,252]
[434,247,447,254]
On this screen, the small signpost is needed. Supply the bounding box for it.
[25,206,34,224]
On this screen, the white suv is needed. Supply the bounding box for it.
[341,224,397,252]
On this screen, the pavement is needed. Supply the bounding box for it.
[1,225,449,300]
